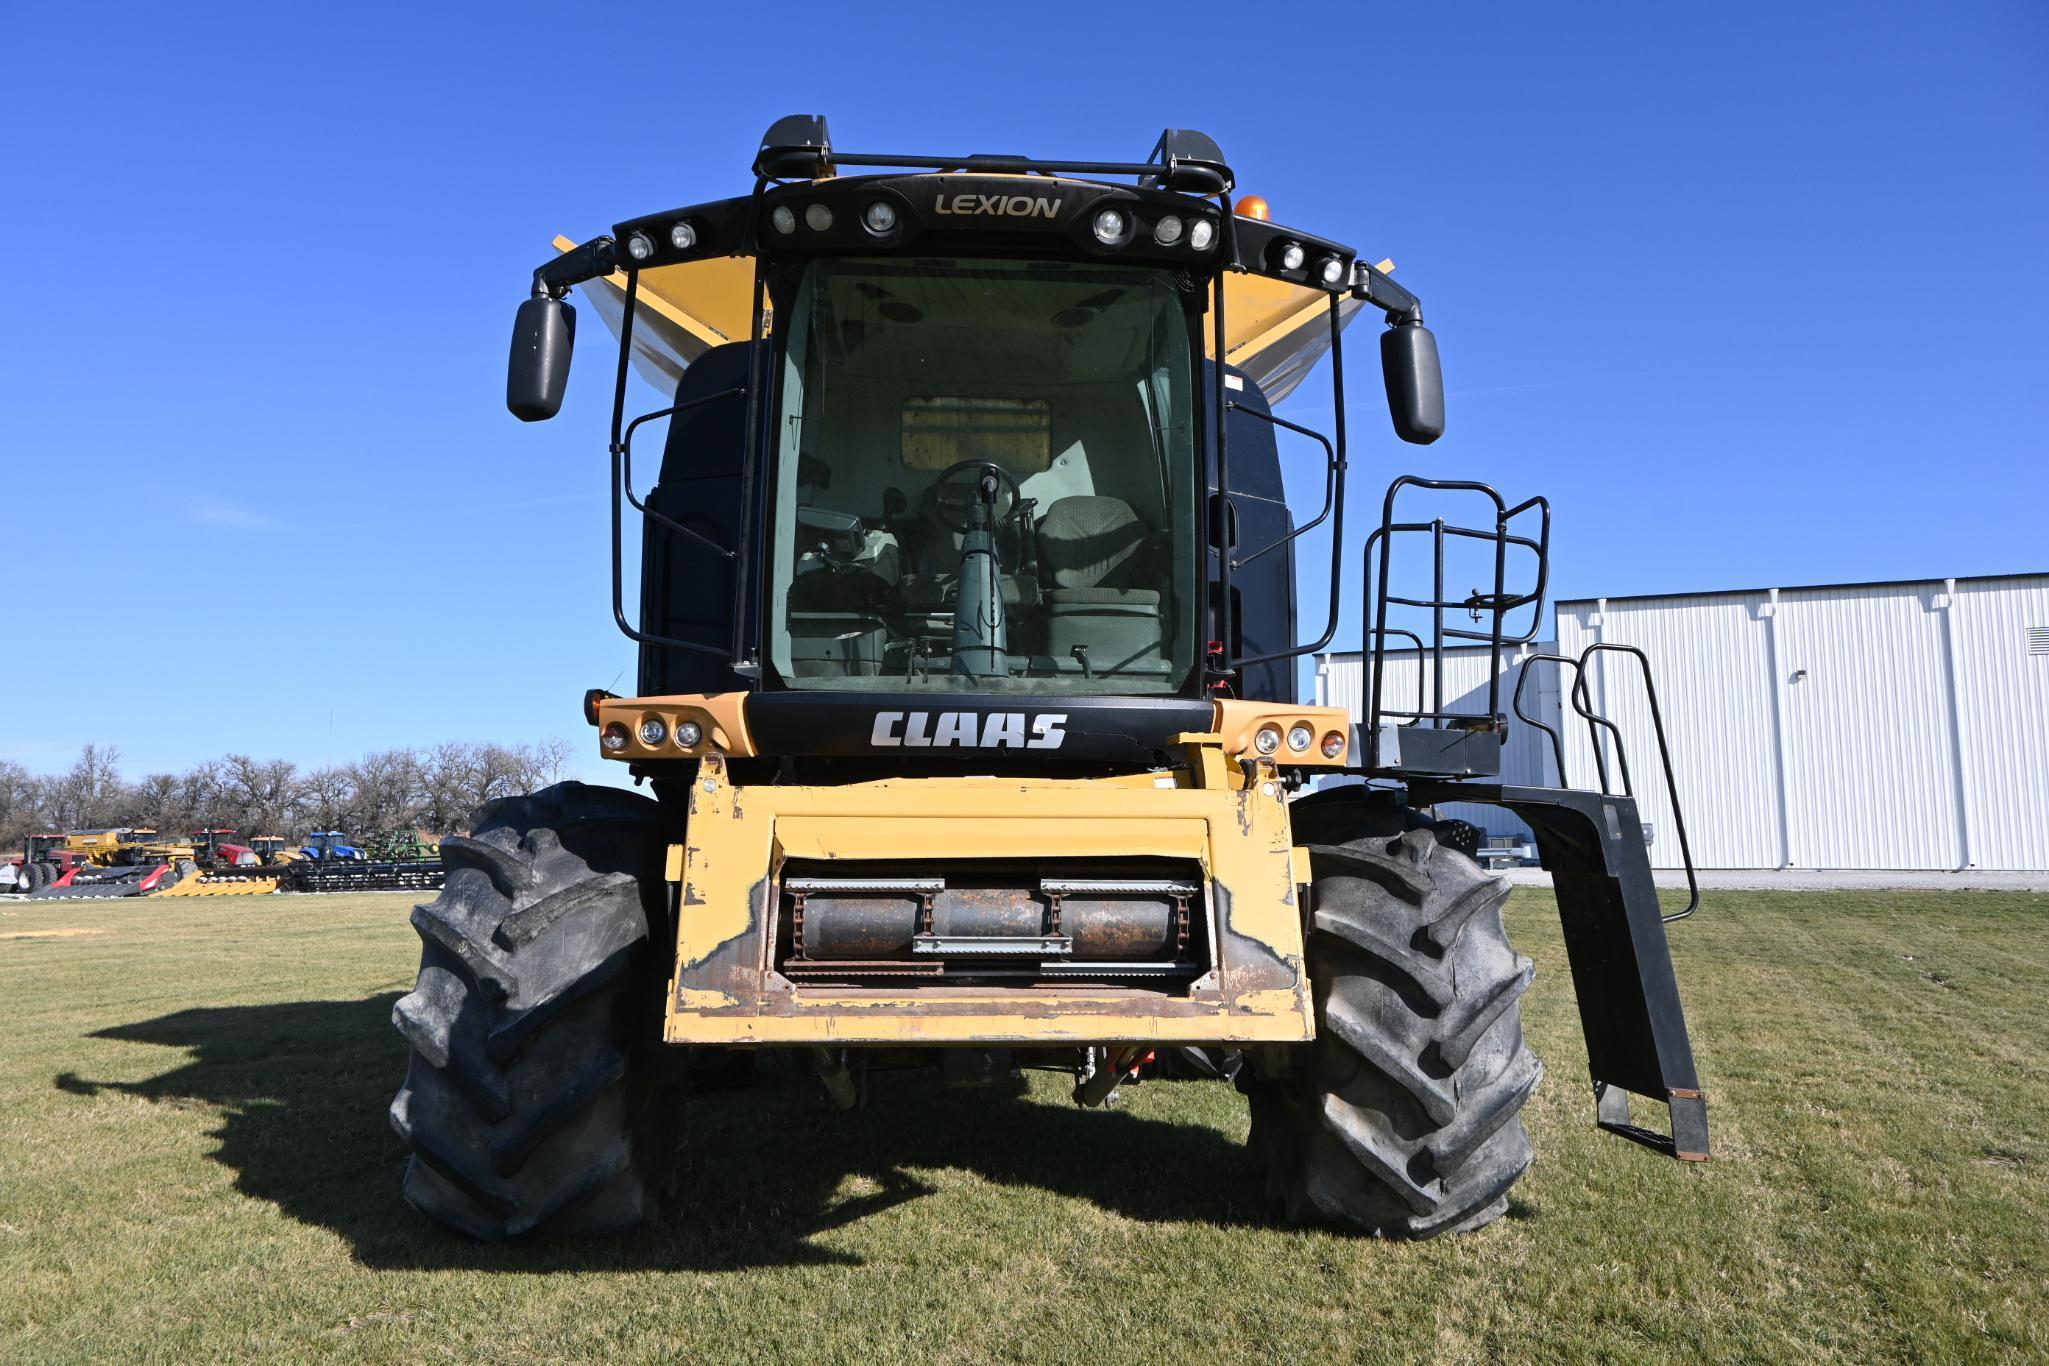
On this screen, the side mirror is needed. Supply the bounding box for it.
[507,296,576,422]
[1381,318,1445,445]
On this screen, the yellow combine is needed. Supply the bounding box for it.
[386,118,1709,1244]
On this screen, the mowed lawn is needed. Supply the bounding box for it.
[1,886,2044,1363]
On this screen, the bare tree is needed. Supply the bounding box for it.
[48,745,127,830]
[0,760,49,851]
[217,755,303,838]
[348,748,427,833]
[128,773,196,836]
[513,738,574,792]
[3,738,572,851]
[298,765,357,834]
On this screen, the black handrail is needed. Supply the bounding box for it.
[1229,408,1334,569]
[1577,643,1699,923]
[1230,295,1351,673]
[1506,645,1699,925]
[604,262,749,661]
[618,389,747,559]
[1363,478,1549,737]
[1512,650,1576,785]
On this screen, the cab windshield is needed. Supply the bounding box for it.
[768,256,1200,693]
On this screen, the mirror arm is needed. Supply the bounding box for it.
[531,236,620,300]
[1351,261,1421,324]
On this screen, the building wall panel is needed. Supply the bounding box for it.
[1949,576,2049,870]
[1772,584,1962,869]
[1558,595,1784,869]
[1318,574,2045,871]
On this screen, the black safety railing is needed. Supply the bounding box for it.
[1226,294,1350,673]
[1512,644,1699,923]
[1362,477,1550,735]
[605,178,778,669]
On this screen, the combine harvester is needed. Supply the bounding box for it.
[384,117,1709,1242]
[154,830,288,896]
[31,829,194,900]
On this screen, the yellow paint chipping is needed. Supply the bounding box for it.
[664,769,1315,1047]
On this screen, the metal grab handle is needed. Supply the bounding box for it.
[1229,294,1350,673]
[618,387,748,560]
[1577,644,1699,923]
[1508,646,1699,924]
[1362,627,1428,724]
[1229,404,1336,570]
[606,271,741,661]
[1512,651,1577,785]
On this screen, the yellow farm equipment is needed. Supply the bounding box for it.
[386,117,1708,1243]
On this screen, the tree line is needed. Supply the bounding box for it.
[0,740,574,853]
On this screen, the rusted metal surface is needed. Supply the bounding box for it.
[779,880,1186,963]
[664,767,1316,1045]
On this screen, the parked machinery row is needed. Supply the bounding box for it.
[2,826,446,898]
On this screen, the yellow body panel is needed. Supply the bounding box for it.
[664,762,1316,1047]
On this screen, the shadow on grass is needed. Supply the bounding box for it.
[53,995,1270,1270]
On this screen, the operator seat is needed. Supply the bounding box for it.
[1037,495,1166,672]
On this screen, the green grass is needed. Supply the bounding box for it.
[1,886,2045,1363]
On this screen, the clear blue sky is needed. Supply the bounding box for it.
[4,2,2044,782]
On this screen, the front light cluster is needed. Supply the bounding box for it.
[1249,718,1349,764]
[597,710,717,757]
[1117,209,1219,253]
[771,199,904,236]
[1271,237,1350,291]
[624,218,702,265]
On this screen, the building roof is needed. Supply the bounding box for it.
[1554,569,2047,610]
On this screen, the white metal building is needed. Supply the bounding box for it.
[1315,572,2049,871]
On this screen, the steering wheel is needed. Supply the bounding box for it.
[925,459,1025,535]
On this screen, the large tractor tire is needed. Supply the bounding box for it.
[1243,825,1542,1239]
[25,862,52,892]
[388,781,673,1240]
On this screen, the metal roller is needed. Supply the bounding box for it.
[781,874,1197,962]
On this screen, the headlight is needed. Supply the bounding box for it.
[1254,726,1282,756]
[638,717,668,746]
[600,723,630,753]
[1321,732,1347,759]
[1287,725,1314,753]
[1092,208,1126,244]
[676,720,704,748]
[669,220,697,250]
[770,206,797,234]
[1188,218,1216,251]
[804,202,834,231]
[862,200,898,234]
[1152,214,1184,245]
[625,232,655,262]
[1280,242,1305,272]
[1318,256,1345,287]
